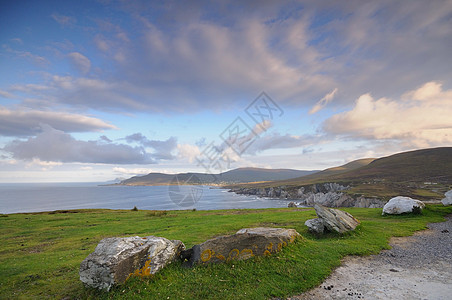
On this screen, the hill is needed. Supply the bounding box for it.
[229,147,452,201]
[279,158,376,185]
[117,167,319,186]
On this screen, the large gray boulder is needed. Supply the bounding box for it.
[441,190,452,206]
[313,204,360,234]
[382,196,425,215]
[80,236,185,290]
[182,227,300,266]
[304,218,325,234]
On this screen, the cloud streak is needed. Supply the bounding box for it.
[3,1,451,114]
[309,88,338,114]
[0,106,117,136]
[68,52,91,74]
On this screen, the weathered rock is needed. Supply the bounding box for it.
[229,183,385,208]
[314,204,360,233]
[182,227,300,266]
[305,218,325,234]
[288,201,297,208]
[441,190,452,206]
[382,196,425,215]
[79,236,185,290]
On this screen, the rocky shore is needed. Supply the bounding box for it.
[229,183,386,208]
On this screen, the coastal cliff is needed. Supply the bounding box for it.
[229,182,386,208]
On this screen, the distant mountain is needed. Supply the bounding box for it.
[117,167,319,186]
[228,147,452,200]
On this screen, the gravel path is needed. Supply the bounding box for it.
[289,214,452,300]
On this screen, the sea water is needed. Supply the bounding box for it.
[0,183,296,214]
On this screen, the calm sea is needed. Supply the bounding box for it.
[0,183,296,214]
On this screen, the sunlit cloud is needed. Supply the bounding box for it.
[323,81,452,148]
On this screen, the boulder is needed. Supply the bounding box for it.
[182,227,300,266]
[288,201,297,208]
[314,204,360,233]
[382,196,425,215]
[305,218,325,234]
[441,190,452,206]
[80,236,185,291]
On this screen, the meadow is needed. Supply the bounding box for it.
[1,205,451,299]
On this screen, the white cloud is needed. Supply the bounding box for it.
[113,167,154,175]
[0,89,14,99]
[323,81,452,148]
[0,106,117,136]
[177,144,201,163]
[26,158,62,169]
[68,52,91,74]
[51,13,76,26]
[309,88,338,114]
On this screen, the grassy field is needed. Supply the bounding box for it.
[1,205,451,299]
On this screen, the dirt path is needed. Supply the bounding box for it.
[289,214,452,300]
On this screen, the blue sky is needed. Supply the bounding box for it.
[0,0,451,182]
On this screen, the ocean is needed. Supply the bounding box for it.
[0,183,296,214]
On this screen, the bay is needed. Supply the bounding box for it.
[0,183,296,214]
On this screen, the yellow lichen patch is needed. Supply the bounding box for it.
[127,258,153,280]
[266,242,273,252]
[263,250,271,256]
[277,243,282,251]
[289,235,296,243]
[216,254,226,260]
[239,248,254,259]
[201,249,213,262]
[228,249,240,260]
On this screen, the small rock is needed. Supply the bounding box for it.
[389,268,399,272]
[305,218,325,234]
[314,204,360,233]
[441,190,452,206]
[288,202,297,208]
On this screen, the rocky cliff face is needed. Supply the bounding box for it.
[229,183,385,208]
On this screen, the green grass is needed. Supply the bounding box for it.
[1,205,451,299]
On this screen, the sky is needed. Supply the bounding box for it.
[0,0,451,183]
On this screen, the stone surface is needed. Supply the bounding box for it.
[288,201,297,208]
[305,218,325,234]
[441,190,452,206]
[382,196,425,215]
[79,236,185,290]
[314,204,360,234]
[182,227,300,266]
